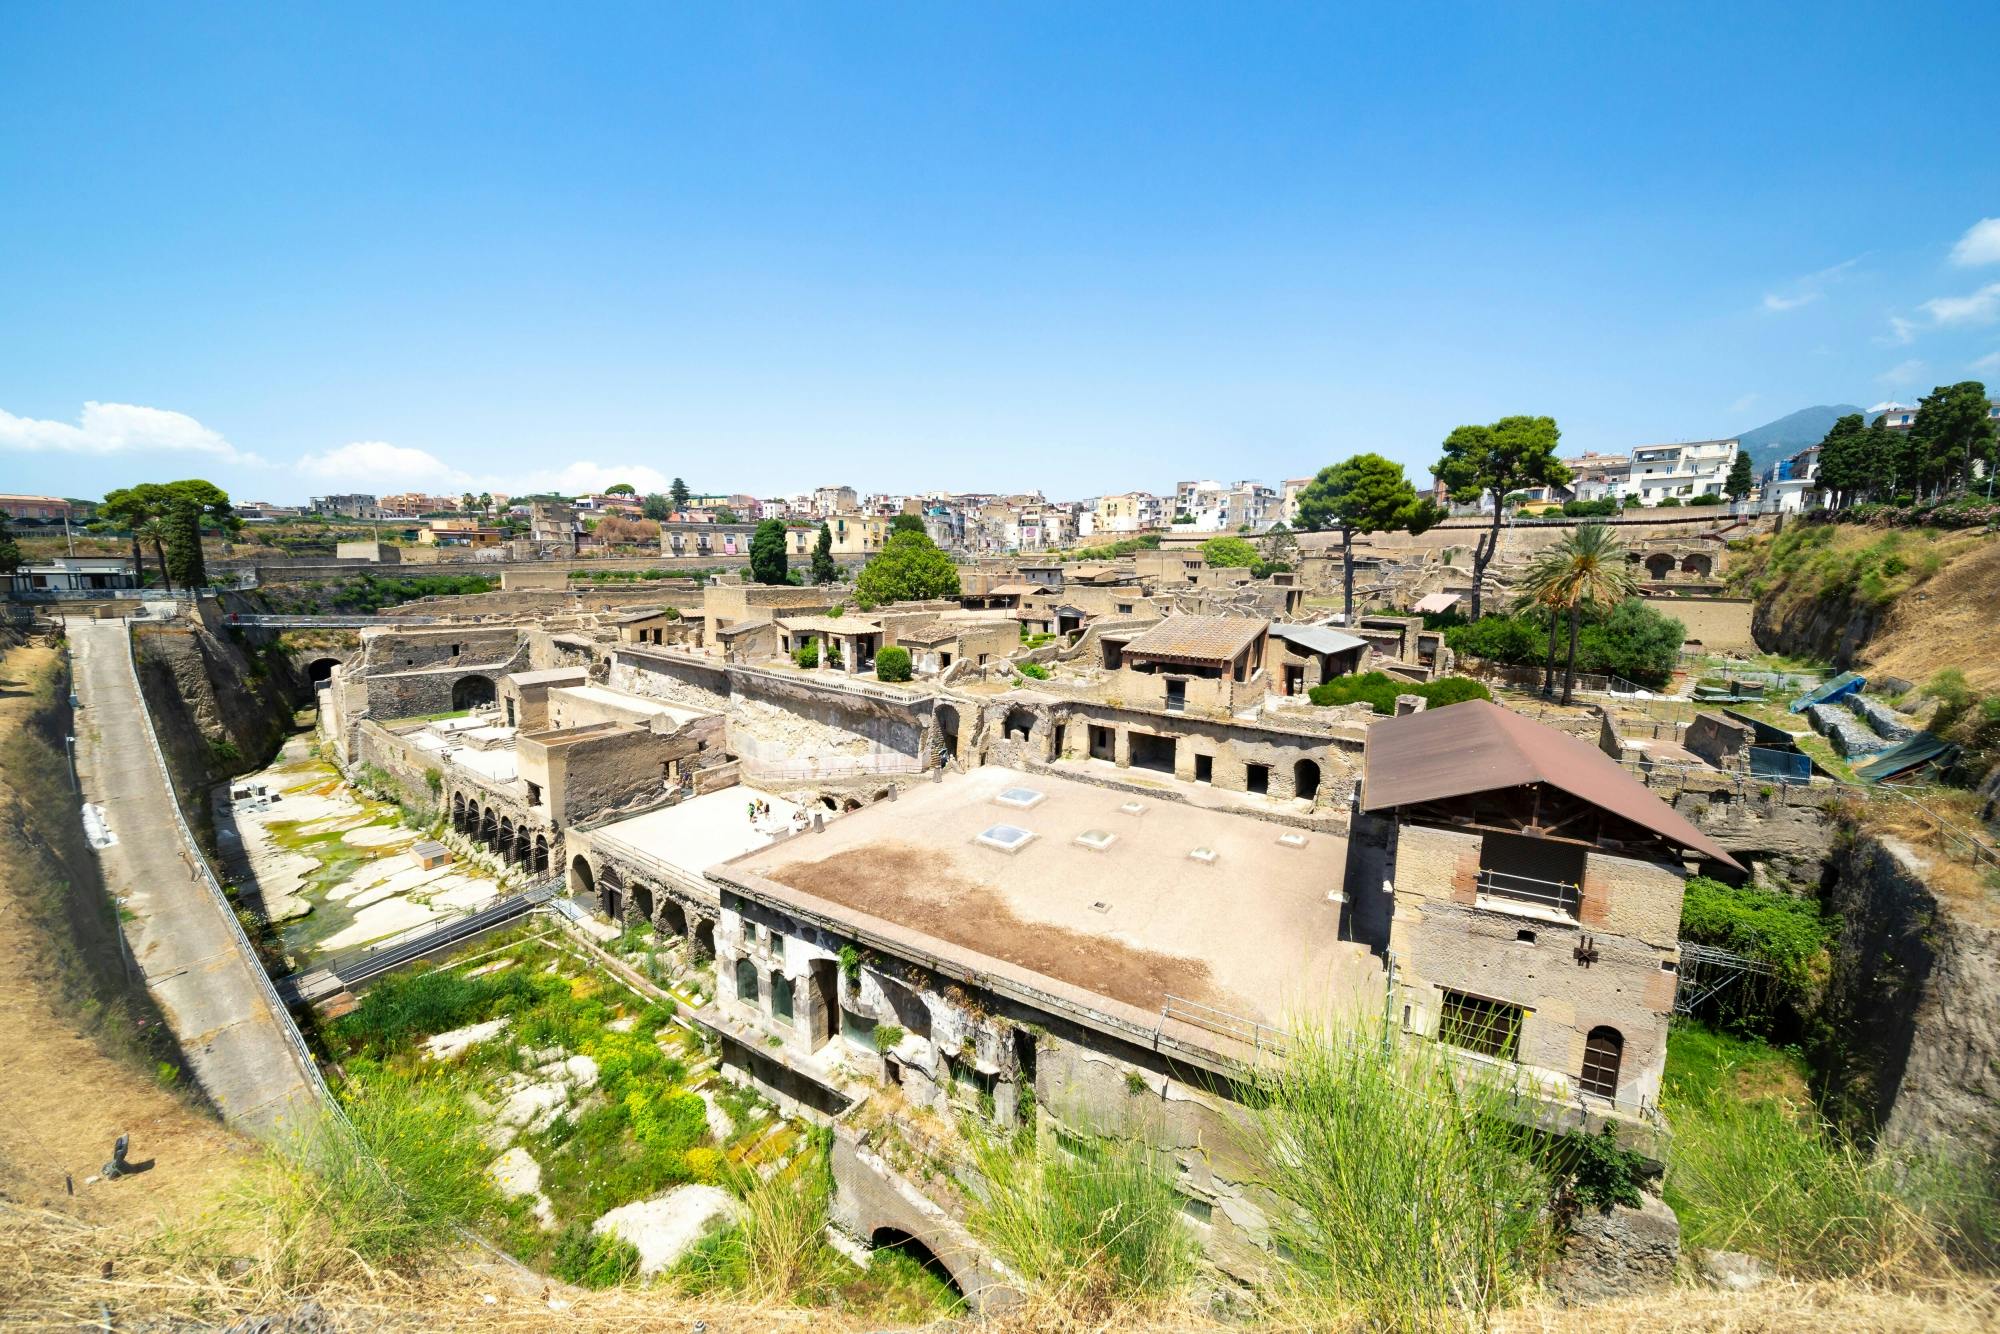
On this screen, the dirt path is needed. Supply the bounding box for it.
[0,641,254,1228]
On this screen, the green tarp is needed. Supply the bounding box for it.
[1852,731,1959,784]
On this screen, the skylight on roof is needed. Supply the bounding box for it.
[995,786,1046,810]
[1075,829,1117,852]
[976,823,1037,854]
[1277,832,1309,849]
[1188,847,1219,864]
[1117,800,1147,816]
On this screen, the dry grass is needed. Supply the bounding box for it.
[1863,536,2000,695]
[1847,791,2000,924]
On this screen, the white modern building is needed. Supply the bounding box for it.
[1626,438,1740,503]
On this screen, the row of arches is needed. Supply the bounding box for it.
[569,855,713,957]
[449,791,550,875]
[1635,551,1712,579]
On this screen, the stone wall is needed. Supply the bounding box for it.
[1644,595,1755,652]
[1817,833,2000,1162]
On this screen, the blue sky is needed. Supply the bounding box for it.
[4,3,1998,504]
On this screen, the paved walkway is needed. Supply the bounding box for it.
[68,618,319,1139]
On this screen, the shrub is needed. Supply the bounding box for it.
[551,1220,642,1288]
[1679,875,1833,997]
[1687,493,1725,506]
[872,1024,905,1052]
[1016,661,1050,681]
[1657,495,1683,507]
[874,645,912,682]
[1306,671,1489,713]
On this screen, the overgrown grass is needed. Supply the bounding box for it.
[966,1121,1197,1315]
[1242,1016,1553,1330]
[1662,1021,1998,1278]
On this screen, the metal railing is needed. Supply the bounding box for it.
[1475,867,1582,919]
[1158,993,1293,1061]
[278,879,560,1004]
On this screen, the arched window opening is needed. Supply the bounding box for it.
[1580,1026,1624,1099]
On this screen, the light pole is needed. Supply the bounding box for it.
[65,735,77,792]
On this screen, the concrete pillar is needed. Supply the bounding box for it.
[1113,726,1131,768]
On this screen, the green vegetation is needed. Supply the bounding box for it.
[1734,521,1956,612]
[1445,597,1685,687]
[749,518,790,585]
[0,513,18,574]
[968,1124,1197,1311]
[811,521,838,584]
[1015,661,1050,681]
[1245,1015,1551,1328]
[272,572,498,613]
[855,529,959,605]
[792,639,839,669]
[1053,533,1161,562]
[873,645,912,681]
[1433,414,1569,619]
[1292,453,1443,623]
[1678,875,1834,998]
[1559,497,1619,517]
[1661,1021,1995,1276]
[1306,671,1490,713]
[1198,533,1291,578]
[1516,522,1641,703]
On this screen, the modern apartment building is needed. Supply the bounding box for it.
[1625,438,1739,503]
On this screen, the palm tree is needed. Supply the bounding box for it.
[478,491,493,515]
[134,515,172,591]
[1514,549,1572,698]
[1535,523,1638,704]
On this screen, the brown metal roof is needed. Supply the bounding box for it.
[1361,700,1743,870]
[1120,614,1268,662]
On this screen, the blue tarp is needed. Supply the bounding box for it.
[1790,670,1865,714]
[1748,746,1813,784]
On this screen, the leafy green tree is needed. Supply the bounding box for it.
[1434,416,1570,620]
[0,514,19,575]
[890,513,926,536]
[641,492,671,520]
[162,496,207,590]
[713,506,738,524]
[1295,453,1443,624]
[749,519,790,585]
[1581,597,1684,686]
[460,492,477,514]
[855,530,960,606]
[811,522,838,584]
[604,482,636,495]
[102,483,169,585]
[1910,380,1996,495]
[1724,452,1755,501]
[477,491,493,514]
[1813,413,1869,507]
[670,477,690,509]
[1199,535,1261,569]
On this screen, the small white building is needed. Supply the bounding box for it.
[8,555,140,595]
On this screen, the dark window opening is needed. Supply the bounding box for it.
[771,973,795,1023]
[1088,724,1116,761]
[1476,832,1585,918]
[1165,679,1187,712]
[1194,754,1213,784]
[1129,731,1175,774]
[1580,1026,1623,1098]
[1246,763,1270,795]
[1438,990,1523,1060]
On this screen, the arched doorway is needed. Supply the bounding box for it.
[570,856,598,913]
[498,817,515,861]
[533,834,549,876]
[599,865,625,923]
[1293,759,1321,804]
[1644,553,1675,580]
[660,898,688,938]
[307,657,341,686]
[478,808,498,849]
[693,918,716,961]
[1681,553,1712,577]
[868,1229,965,1307]
[451,793,466,832]
[1580,1026,1624,1098]
[452,674,496,711]
[632,883,656,930]
[935,704,960,762]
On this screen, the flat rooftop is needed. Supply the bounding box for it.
[716,765,1376,1027]
[553,683,711,726]
[592,786,808,886]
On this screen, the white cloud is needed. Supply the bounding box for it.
[1878,359,1927,386]
[1761,256,1861,314]
[1950,218,2000,267]
[1973,350,2000,375]
[0,401,261,463]
[1762,290,1819,313]
[1882,315,1917,346]
[1920,282,2000,327]
[508,462,675,496]
[296,440,471,489]
[1728,392,1760,415]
